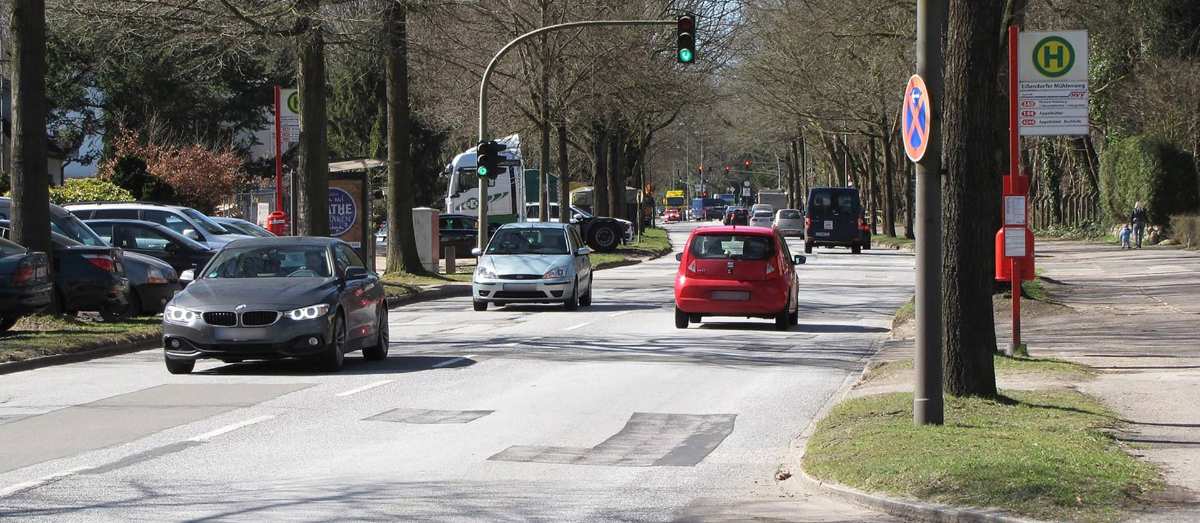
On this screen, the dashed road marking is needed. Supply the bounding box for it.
[432,355,476,369]
[335,380,393,398]
[609,310,635,318]
[564,321,593,331]
[189,415,275,442]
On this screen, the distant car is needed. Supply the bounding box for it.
[439,214,482,258]
[524,202,631,252]
[85,219,216,276]
[66,202,253,250]
[0,237,52,332]
[161,236,388,374]
[213,217,275,238]
[805,187,871,254]
[471,222,593,311]
[723,207,749,226]
[750,203,774,216]
[705,207,725,220]
[750,210,774,228]
[773,209,805,237]
[664,209,682,222]
[673,226,804,330]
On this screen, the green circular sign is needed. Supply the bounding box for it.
[287,91,301,113]
[1032,36,1075,78]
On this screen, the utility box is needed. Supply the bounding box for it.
[412,208,441,273]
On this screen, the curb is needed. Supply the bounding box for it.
[0,334,161,376]
[386,283,473,309]
[796,469,1040,523]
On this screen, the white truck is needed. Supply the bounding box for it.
[756,191,789,211]
[444,134,527,224]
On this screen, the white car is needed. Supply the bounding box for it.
[750,210,774,228]
[67,202,252,250]
[471,222,593,311]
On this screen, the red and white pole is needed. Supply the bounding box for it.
[274,86,284,213]
[1008,25,1022,355]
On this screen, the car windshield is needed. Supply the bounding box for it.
[203,245,332,279]
[779,210,801,219]
[754,211,773,218]
[690,234,773,260]
[53,213,107,247]
[181,208,233,235]
[486,228,570,255]
[571,207,593,218]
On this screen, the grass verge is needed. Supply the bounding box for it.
[803,390,1160,522]
[0,315,161,364]
[873,234,915,250]
[380,271,471,301]
[892,297,915,330]
[590,227,671,270]
[865,354,1096,385]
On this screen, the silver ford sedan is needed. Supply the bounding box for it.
[471,222,593,311]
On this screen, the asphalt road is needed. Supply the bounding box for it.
[0,222,913,521]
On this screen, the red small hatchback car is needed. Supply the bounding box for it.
[673,226,805,330]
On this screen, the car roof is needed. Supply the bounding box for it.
[691,225,776,236]
[498,221,570,230]
[0,197,72,218]
[225,236,344,248]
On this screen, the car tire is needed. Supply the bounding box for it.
[674,307,689,329]
[589,225,620,252]
[789,307,799,325]
[563,279,580,311]
[362,307,389,361]
[579,276,593,307]
[165,356,195,375]
[0,314,19,333]
[99,299,132,323]
[775,310,791,331]
[473,300,488,311]
[318,313,346,372]
[804,243,813,254]
[851,244,862,254]
[128,291,144,317]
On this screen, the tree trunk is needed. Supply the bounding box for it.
[882,124,898,238]
[607,129,623,221]
[557,123,571,223]
[592,126,608,216]
[538,33,550,222]
[904,153,916,239]
[384,3,422,274]
[9,0,52,259]
[295,0,329,236]
[867,137,882,234]
[941,0,1004,398]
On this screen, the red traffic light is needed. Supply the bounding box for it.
[723,165,730,173]
[743,159,752,168]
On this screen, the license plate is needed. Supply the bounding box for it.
[815,232,830,237]
[824,220,834,230]
[711,291,750,301]
[214,327,269,341]
[503,283,537,291]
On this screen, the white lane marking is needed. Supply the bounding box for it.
[189,415,275,442]
[0,466,89,497]
[564,321,593,331]
[432,355,476,368]
[335,380,393,398]
[395,321,440,326]
[608,310,634,318]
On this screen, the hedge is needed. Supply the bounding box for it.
[50,178,134,205]
[1099,135,1200,225]
[1172,215,1200,250]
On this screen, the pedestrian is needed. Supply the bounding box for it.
[1119,224,1132,249]
[1130,201,1148,249]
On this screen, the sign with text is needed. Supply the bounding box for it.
[329,177,365,249]
[280,88,301,143]
[1018,31,1089,136]
[1004,227,1027,258]
[1004,196,1026,226]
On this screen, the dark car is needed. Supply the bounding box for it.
[161,237,388,374]
[0,201,131,320]
[0,237,53,332]
[439,214,480,258]
[213,217,276,238]
[86,219,216,275]
[723,207,749,226]
[804,187,871,254]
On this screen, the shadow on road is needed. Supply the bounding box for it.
[197,354,476,376]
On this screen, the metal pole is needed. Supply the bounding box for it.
[914,0,946,426]
[274,86,284,214]
[477,19,675,252]
[1007,25,1022,357]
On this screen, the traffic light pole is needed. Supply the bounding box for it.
[477,19,678,252]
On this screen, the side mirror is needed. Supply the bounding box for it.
[792,255,806,265]
[470,247,482,257]
[572,213,584,223]
[576,246,592,256]
[180,269,195,284]
[675,253,683,262]
[345,266,369,280]
[164,242,180,253]
[182,228,201,241]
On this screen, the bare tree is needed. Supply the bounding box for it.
[8,0,52,261]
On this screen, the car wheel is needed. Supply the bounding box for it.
[579,276,593,307]
[804,243,813,254]
[318,312,346,372]
[674,307,689,329]
[362,307,389,361]
[473,300,488,311]
[851,244,862,254]
[99,299,132,323]
[165,355,195,375]
[563,279,580,311]
[589,225,620,252]
[789,307,799,325]
[775,310,791,330]
[128,291,144,317]
[0,314,19,333]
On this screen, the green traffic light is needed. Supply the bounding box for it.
[477,166,489,177]
[679,48,694,63]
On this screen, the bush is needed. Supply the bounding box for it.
[48,178,135,205]
[1099,135,1200,225]
[1172,215,1200,249]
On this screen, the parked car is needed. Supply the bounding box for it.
[0,199,130,320]
[471,222,593,311]
[749,210,774,228]
[750,203,774,216]
[66,202,252,250]
[85,219,216,276]
[723,207,749,226]
[0,238,53,332]
[213,217,276,238]
[439,214,482,258]
[161,236,388,374]
[705,206,726,220]
[673,226,804,330]
[524,202,632,252]
[773,209,805,237]
[804,187,871,254]
[664,208,682,223]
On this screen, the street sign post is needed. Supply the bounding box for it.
[1017,31,1089,136]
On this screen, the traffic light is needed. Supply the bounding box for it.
[677,15,696,64]
[724,165,730,174]
[476,140,506,179]
[743,159,752,169]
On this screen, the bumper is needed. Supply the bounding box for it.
[135,283,179,314]
[473,278,571,302]
[675,276,788,316]
[0,282,54,315]
[806,231,862,246]
[778,228,804,237]
[162,316,331,361]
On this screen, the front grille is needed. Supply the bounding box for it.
[494,291,547,299]
[498,274,541,280]
[203,312,237,326]
[241,311,280,326]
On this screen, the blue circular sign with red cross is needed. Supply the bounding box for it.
[902,75,932,162]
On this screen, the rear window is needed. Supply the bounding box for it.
[809,190,858,214]
[690,234,774,260]
[753,211,773,218]
[0,237,25,256]
[779,210,801,219]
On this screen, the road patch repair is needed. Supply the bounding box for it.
[490,412,736,467]
[366,408,493,424]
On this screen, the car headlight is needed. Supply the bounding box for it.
[164,305,200,325]
[286,303,330,321]
[543,266,567,280]
[475,262,497,280]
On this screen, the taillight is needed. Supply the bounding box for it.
[82,254,117,272]
[12,263,34,286]
[858,217,870,232]
[805,217,812,229]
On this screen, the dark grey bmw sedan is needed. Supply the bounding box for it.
[161,237,388,374]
